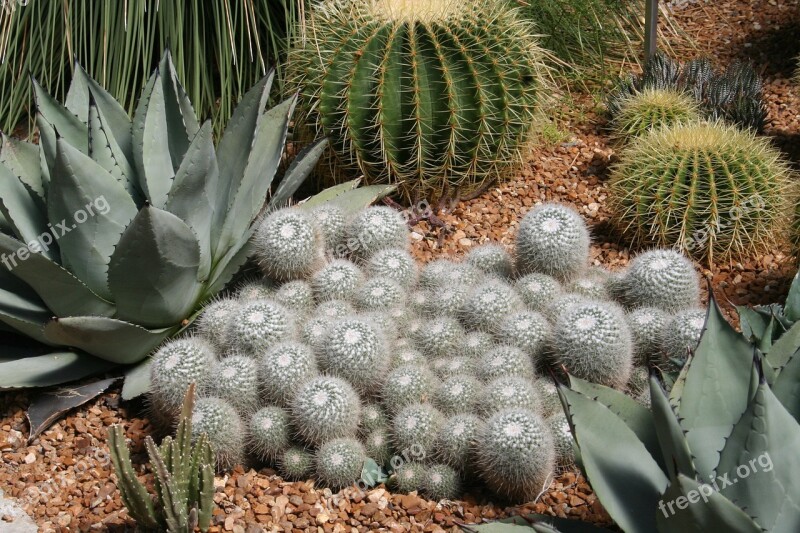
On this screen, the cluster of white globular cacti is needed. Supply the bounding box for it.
[147,201,705,502]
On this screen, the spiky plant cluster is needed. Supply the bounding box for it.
[610,122,793,265]
[515,203,590,281]
[346,206,409,259]
[255,209,324,280]
[313,204,347,250]
[611,88,700,142]
[607,52,767,132]
[287,0,550,202]
[191,397,246,470]
[174,201,707,501]
[661,308,707,369]
[236,279,275,301]
[547,412,575,468]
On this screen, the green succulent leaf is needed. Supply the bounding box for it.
[559,385,668,533]
[108,206,202,328]
[48,138,138,300]
[299,179,361,209]
[0,351,118,389]
[217,94,295,257]
[655,473,762,533]
[0,284,52,344]
[0,163,50,254]
[716,365,800,532]
[568,375,663,471]
[43,316,177,364]
[165,121,219,281]
[765,320,800,373]
[736,305,770,344]
[132,71,174,208]
[79,65,134,156]
[36,114,56,188]
[159,51,200,167]
[64,62,90,123]
[0,133,44,200]
[772,348,800,422]
[649,373,695,480]
[676,297,754,479]
[33,79,88,152]
[121,358,152,401]
[300,182,398,217]
[0,232,114,317]
[269,137,329,210]
[206,228,255,296]
[785,269,800,323]
[88,99,139,201]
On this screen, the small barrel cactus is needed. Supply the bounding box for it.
[422,464,461,501]
[278,447,315,481]
[390,462,425,494]
[392,403,444,460]
[551,301,634,389]
[626,365,650,398]
[290,376,361,445]
[312,203,347,250]
[236,279,276,301]
[345,206,409,259]
[255,208,324,281]
[465,244,513,279]
[515,203,590,281]
[288,0,549,201]
[315,299,356,319]
[620,249,700,312]
[353,278,405,311]
[194,297,239,349]
[534,378,563,417]
[475,408,555,502]
[418,259,483,291]
[382,364,435,412]
[477,345,536,382]
[461,331,495,360]
[546,412,575,467]
[203,355,260,415]
[311,259,365,301]
[320,318,389,392]
[515,273,562,311]
[481,376,541,416]
[191,397,246,470]
[225,299,295,356]
[423,286,470,318]
[149,337,216,419]
[360,403,389,435]
[413,316,466,358]
[315,438,366,490]
[248,406,291,461]
[434,414,482,469]
[461,279,525,330]
[542,292,588,322]
[432,374,483,415]
[567,271,611,300]
[609,121,793,264]
[627,307,670,365]
[430,356,475,379]
[611,88,701,142]
[364,428,392,466]
[661,307,707,368]
[365,248,418,287]
[391,347,426,369]
[260,341,318,406]
[299,315,333,352]
[492,310,550,360]
[275,280,315,313]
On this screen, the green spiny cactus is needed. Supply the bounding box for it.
[360,403,389,435]
[424,286,470,318]
[476,345,536,382]
[546,412,575,467]
[391,346,426,368]
[542,292,587,322]
[236,279,276,301]
[364,428,392,465]
[353,278,406,311]
[320,318,389,392]
[515,203,590,281]
[313,203,347,250]
[514,273,562,312]
[475,408,555,502]
[610,121,793,265]
[461,279,525,330]
[413,316,466,358]
[619,249,700,312]
[191,397,246,470]
[432,374,482,415]
[534,378,562,417]
[365,247,418,287]
[661,307,707,368]
[225,299,296,356]
[382,364,435,412]
[203,355,260,415]
[315,438,367,490]
[392,402,444,459]
[611,88,700,142]
[552,301,634,389]
[460,331,495,359]
[390,462,425,494]
[255,208,324,281]
[430,356,475,379]
[422,464,461,501]
[481,376,541,416]
[315,298,356,319]
[109,385,215,533]
[288,0,550,201]
[567,269,612,300]
[248,406,291,461]
[194,297,239,349]
[275,280,315,314]
[290,376,361,445]
[311,259,365,301]
[465,243,513,279]
[259,341,318,406]
[278,447,315,481]
[300,315,333,351]
[433,413,482,469]
[627,306,670,365]
[149,338,216,421]
[492,310,549,360]
[345,206,409,259]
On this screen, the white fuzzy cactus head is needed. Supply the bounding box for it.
[547,412,575,467]
[515,202,590,281]
[413,316,466,358]
[345,205,409,259]
[278,446,314,480]
[481,376,542,416]
[311,259,365,301]
[275,280,315,313]
[432,374,483,415]
[248,406,291,461]
[312,203,346,250]
[621,249,700,312]
[461,331,495,359]
[492,310,550,361]
[392,402,444,459]
[627,306,670,365]
[320,318,389,392]
[255,208,323,281]
[477,344,536,382]
[423,464,461,501]
[661,307,707,368]
[465,243,513,279]
[290,376,361,445]
[191,397,246,470]
[195,297,239,349]
[236,279,276,301]
[365,247,418,287]
[382,364,435,412]
[434,413,482,468]
[461,279,525,330]
[149,337,216,416]
[260,341,318,406]
[515,273,562,311]
[315,438,366,490]
[203,355,260,415]
[353,277,405,311]
[225,299,296,356]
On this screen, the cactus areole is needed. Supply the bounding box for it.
[289,0,549,201]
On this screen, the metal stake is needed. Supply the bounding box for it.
[644,0,658,64]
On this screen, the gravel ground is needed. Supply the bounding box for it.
[2,1,800,531]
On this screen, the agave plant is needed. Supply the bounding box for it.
[553,297,800,533]
[0,50,330,390]
[737,267,800,352]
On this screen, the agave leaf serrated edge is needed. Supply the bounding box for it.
[0,133,45,200]
[88,98,140,202]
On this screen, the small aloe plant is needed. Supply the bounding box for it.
[108,384,215,532]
